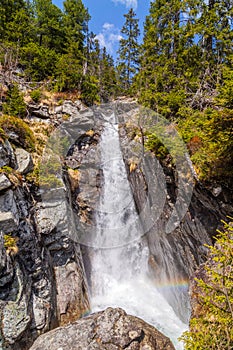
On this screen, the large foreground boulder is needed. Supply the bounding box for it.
[29,307,175,350]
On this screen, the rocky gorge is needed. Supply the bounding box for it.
[0,97,232,350]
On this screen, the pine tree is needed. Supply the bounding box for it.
[3,84,27,118]
[63,0,90,56]
[0,0,30,43]
[99,48,117,102]
[137,0,197,114]
[117,8,140,92]
[33,0,64,51]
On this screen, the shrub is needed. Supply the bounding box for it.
[3,233,18,255]
[181,220,233,349]
[21,42,58,81]
[178,108,233,185]
[2,84,26,118]
[39,174,63,189]
[30,89,42,103]
[0,115,35,151]
[0,127,7,142]
[81,75,100,106]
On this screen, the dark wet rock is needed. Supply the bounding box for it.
[0,211,18,233]
[2,263,31,345]
[54,261,90,325]
[29,307,175,350]
[28,104,50,119]
[0,140,17,168]
[0,142,90,349]
[0,190,19,233]
[0,143,10,168]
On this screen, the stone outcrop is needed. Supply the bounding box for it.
[15,148,34,174]
[0,140,16,168]
[28,99,84,122]
[29,307,175,350]
[0,106,90,349]
[0,174,11,191]
[0,190,19,233]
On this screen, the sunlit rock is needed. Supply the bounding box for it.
[29,308,175,350]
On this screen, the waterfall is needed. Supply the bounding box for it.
[89,116,188,350]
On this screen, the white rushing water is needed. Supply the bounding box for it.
[90,117,188,349]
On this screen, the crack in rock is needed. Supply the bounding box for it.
[123,329,145,349]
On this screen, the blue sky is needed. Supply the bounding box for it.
[53,0,150,59]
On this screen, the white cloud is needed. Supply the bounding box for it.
[102,23,115,30]
[112,0,138,9]
[95,23,123,54]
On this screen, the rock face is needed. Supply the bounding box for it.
[0,174,11,191]
[29,307,175,350]
[0,140,16,168]
[116,102,233,323]
[0,107,90,349]
[15,148,34,174]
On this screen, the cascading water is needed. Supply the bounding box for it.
[89,115,188,349]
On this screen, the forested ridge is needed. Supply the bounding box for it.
[0,0,232,187]
[0,2,233,348]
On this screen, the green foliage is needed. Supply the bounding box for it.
[0,0,118,103]
[33,0,65,51]
[2,85,26,118]
[39,154,63,189]
[117,8,140,93]
[63,0,90,53]
[3,233,18,255]
[0,127,7,141]
[0,115,35,151]
[181,220,233,350]
[178,108,233,185]
[30,89,43,103]
[135,0,233,185]
[21,42,58,81]
[54,53,83,91]
[216,56,233,109]
[81,75,100,106]
[0,166,14,175]
[0,0,32,45]
[39,173,63,189]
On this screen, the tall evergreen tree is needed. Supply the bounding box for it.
[33,0,64,51]
[0,0,32,45]
[63,0,90,55]
[137,0,197,113]
[117,8,140,92]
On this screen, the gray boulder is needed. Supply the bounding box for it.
[0,174,11,191]
[0,212,18,233]
[0,190,19,233]
[29,307,175,350]
[62,100,79,117]
[15,148,34,174]
[0,140,16,168]
[28,104,50,119]
[0,143,10,168]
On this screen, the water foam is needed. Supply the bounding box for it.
[89,118,188,349]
